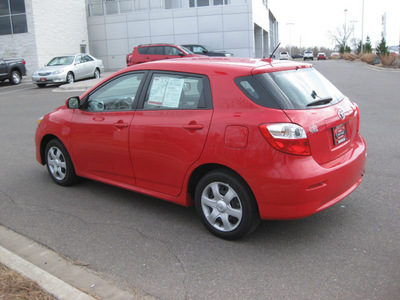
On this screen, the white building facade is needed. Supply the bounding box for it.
[86,0,279,71]
[1,0,278,75]
[0,0,89,76]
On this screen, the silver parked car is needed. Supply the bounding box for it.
[32,54,104,88]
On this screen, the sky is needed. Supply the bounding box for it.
[269,0,400,50]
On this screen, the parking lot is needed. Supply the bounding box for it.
[0,60,399,299]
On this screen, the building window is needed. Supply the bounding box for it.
[0,0,27,35]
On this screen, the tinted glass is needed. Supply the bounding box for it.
[10,0,25,14]
[148,46,164,55]
[0,0,9,15]
[260,68,344,109]
[0,16,11,35]
[234,76,279,109]
[137,47,148,54]
[11,14,27,33]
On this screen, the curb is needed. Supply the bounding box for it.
[0,245,94,300]
[0,225,145,300]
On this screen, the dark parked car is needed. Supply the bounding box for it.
[126,43,201,66]
[35,57,366,240]
[181,44,233,57]
[0,56,26,85]
[291,53,303,59]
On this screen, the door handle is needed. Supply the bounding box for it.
[113,121,128,129]
[183,124,203,130]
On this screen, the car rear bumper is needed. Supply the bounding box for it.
[241,133,367,220]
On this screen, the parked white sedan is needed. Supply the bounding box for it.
[32,54,104,88]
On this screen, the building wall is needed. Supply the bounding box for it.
[0,0,89,76]
[0,0,38,76]
[88,1,260,71]
[31,0,89,70]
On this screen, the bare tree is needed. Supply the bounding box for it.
[329,25,353,49]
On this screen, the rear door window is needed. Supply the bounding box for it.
[141,72,212,110]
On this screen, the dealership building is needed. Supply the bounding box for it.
[0,0,279,75]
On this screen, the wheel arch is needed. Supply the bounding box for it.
[9,67,21,77]
[187,163,258,210]
[39,134,63,165]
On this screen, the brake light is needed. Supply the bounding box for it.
[259,123,311,156]
[353,102,360,132]
[22,59,26,65]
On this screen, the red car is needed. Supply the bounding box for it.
[126,43,201,66]
[35,57,366,240]
[318,53,327,60]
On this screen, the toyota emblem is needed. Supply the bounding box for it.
[338,109,345,120]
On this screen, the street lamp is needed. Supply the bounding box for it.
[361,0,365,52]
[350,20,358,51]
[287,22,294,57]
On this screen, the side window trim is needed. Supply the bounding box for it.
[136,71,213,110]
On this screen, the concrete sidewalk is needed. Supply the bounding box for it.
[0,225,155,300]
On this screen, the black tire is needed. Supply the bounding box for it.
[195,169,260,240]
[10,70,22,85]
[94,68,100,79]
[45,139,77,186]
[37,84,46,88]
[66,72,74,84]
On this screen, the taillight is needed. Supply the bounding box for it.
[353,102,360,132]
[22,59,26,65]
[259,123,311,156]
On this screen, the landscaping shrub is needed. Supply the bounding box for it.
[360,53,377,64]
[380,55,396,67]
[343,53,358,61]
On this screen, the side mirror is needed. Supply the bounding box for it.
[178,52,184,57]
[67,96,80,109]
[202,50,208,54]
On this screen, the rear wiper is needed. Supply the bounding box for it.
[307,97,333,107]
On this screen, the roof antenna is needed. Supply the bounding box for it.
[269,43,281,59]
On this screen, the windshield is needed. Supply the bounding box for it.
[47,56,75,66]
[179,46,195,55]
[253,68,344,109]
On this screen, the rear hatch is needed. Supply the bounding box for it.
[284,100,358,165]
[252,66,359,165]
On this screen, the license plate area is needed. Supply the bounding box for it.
[332,123,348,146]
[40,78,47,82]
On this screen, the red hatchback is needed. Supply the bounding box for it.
[35,57,366,240]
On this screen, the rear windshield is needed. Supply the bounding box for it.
[235,68,344,110]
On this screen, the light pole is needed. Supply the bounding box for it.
[361,0,365,53]
[351,20,358,51]
[287,22,294,57]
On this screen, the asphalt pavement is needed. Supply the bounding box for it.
[1,61,399,299]
[0,71,146,300]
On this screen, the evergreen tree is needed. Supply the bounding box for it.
[364,36,372,53]
[376,37,388,56]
